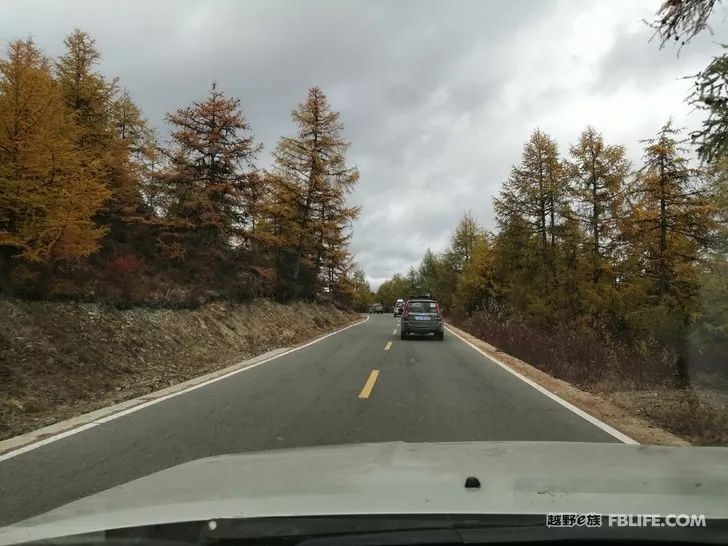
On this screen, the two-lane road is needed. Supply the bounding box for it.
[0,314,620,525]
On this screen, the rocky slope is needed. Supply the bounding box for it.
[0,298,357,440]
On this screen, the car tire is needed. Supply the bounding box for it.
[436,331,444,341]
[400,329,407,340]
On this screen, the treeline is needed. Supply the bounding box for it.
[378,124,728,386]
[0,30,361,306]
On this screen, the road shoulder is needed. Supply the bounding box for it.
[445,323,689,446]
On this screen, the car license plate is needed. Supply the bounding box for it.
[415,315,429,320]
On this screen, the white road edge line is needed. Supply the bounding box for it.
[0,315,371,463]
[445,326,638,445]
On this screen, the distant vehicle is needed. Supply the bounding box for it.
[370,303,384,314]
[393,298,405,316]
[400,296,444,340]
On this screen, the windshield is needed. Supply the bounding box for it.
[1,0,728,544]
[408,302,437,313]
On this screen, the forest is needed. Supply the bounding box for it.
[0,30,363,307]
[374,1,728,401]
[3,9,728,395]
[376,124,728,389]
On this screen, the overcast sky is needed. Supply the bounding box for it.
[3,0,728,288]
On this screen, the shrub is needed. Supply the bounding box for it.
[104,254,144,276]
[455,307,680,390]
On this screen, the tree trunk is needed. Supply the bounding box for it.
[591,169,600,284]
[39,257,58,298]
[658,158,668,299]
[314,203,326,279]
[293,102,320,282]
[293,178,314,281]
[548,194,557,283]
[0,246,18,288]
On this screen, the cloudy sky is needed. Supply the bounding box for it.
[3,0,728,288]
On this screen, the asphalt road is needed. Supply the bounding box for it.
[0,314,618,525]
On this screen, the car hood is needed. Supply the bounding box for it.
[2,441,727,544]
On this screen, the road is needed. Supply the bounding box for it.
[0,314,619,525]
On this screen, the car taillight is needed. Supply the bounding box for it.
[403,304,410,318]
[435,303,441,315]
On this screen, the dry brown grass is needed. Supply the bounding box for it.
[607,388,728,446]
[454,312,728,446]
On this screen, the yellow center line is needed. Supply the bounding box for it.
[358,369,380,399]
[384,341,393,351]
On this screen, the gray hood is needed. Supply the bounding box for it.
[2,441,727,544]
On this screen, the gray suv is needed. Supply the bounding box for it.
[400,297,444,340]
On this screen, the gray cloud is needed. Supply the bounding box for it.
[2,0,723,289]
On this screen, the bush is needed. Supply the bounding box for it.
[105,254,143,276]
[644,392,728,446]
[455,305,681,390]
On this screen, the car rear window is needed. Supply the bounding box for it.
[409,301,437,312]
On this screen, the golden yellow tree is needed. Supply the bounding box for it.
[0,39,109,276]
[494,130,566,283]
[629,120,718,300]
[568,127,630,283]
[57,30,149,241]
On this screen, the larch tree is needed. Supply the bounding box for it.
[493,129,566,283]
[375,273,411,308]
[417,248,441,297]
[405,265,420,294]
[688,47,728,163]
[567,126,630,284]
[453,234,495,316]
[56,30,148,244]
[0,39,108,276]
[316,177,359,288]
[690,154,728,373]
[436,211,486,310]
[56,30,117,143]
[112,90,157,189]
[491,211,540,314]
[629,120,718,301]
[159,82,262,263]
[704,155,728,257]
[444,210,483,274]
[272,87,359,293]
[348,265,373,312]
[647,0,720,48]
[645,0,728,163]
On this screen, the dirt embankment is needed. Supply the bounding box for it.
[0,298,357,440]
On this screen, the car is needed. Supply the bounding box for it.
[369,303,384,314]
[400,296,444,340]
[393,298,404,316]
[5,442,728,546]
